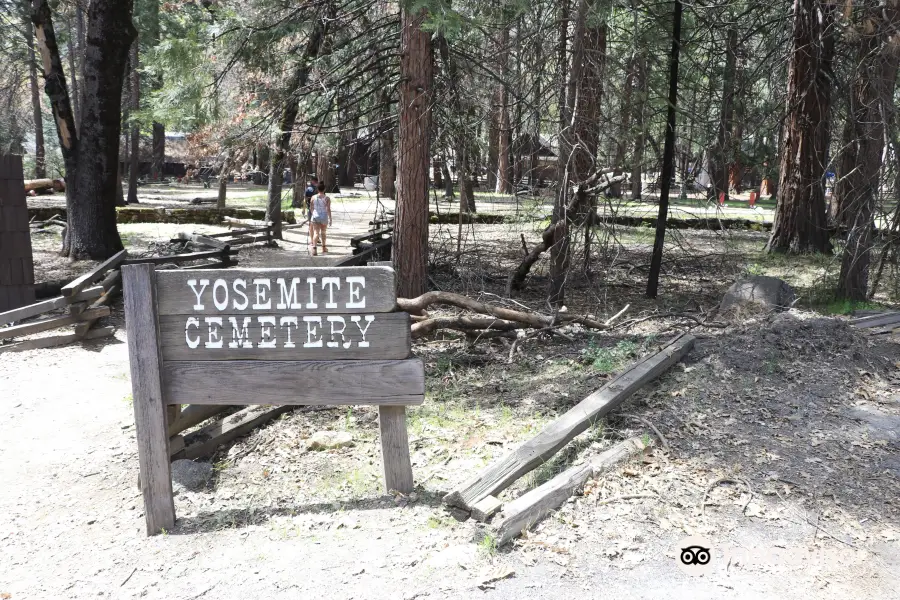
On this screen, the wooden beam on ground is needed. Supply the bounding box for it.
[0,285,103,325]
[173,405,293,460]
[178,259,236,270]
[0,306,111,339]
[168,404,232,436]
[206,226,271,238]
[443,333,694,513]
[74,284,120,336]
[471,495,503,522]
[0,325,115,354]
[850,312,900,329]
[223,216,271,228]
[172,233,230,250]
[61,249,127,297]
[492,437,650,546]
[121,249,236,266]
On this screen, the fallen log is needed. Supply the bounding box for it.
[172,405,293,460]
[443,333,694,513]
[411,316,525,338]
[61,249,127,297]
[24,178,65,193]
[397,291,608,331]
[223,216,271,228]
[492,436,650,545]
[172,233,230,250]
[0,306,111,339]
[0,325,114,354]
[0,285,103,325]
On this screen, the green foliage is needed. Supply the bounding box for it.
[582,339,639,374]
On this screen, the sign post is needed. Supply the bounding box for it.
[123,263,424,535]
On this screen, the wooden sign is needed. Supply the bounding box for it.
[123,263,424,535]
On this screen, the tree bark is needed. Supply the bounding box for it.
[708,27,737,203]
[631,53,647,200]
[127,37,140,204]
[394,7,433,298]
[217,154,230,209]
[25,9,46,178]
[265,16,328,238]
[549,0,604,305]
[496,28,512,194]
[486,88,500,191]
[645,0,682,299]
[33,0,136,259]
[766,0,835,254]
[72,2,83,132]
[836,5,900,300]
[379,130,396,199]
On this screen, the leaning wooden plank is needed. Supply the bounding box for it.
[121,249,236,266]
[0,285,103,325]
[163,359,425,406]
[0,325,114,354]
[61,249,127,297]
[122,263,176,535]
[443,333,694,512]
[492,437,650,546]
[0,306,110,339]
[173,405,293,460]
[168,404,233,436]
[850,312,900,329]
[74,284,120,336]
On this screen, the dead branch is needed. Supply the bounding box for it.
[411,316,524,338]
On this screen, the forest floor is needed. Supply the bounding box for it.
[3,203,900,599]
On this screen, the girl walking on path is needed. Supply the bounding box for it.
[309,182,332,255]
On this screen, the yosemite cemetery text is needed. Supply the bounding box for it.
[154,267,410,361]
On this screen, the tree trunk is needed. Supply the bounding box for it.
[34,0,136,259]
[394,7,433,298]
[217,155,230,209]
[379,130,396,199]
[25,10,46,179]
[766,0,835,254]
[631,53,647,200]
[549,0,604,305]
[486,88,500,191]
[265,17,328,238]
[496,27,512,194]
[729,42,745,193]
[127,37,140,204]
[836,6,900,300]
[645,0,682,299]
[72,3,83,132]
[708,27,737,203]
[441,159,454,198]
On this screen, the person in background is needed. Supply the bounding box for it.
[304,176,318,217]
[309,182,332,256]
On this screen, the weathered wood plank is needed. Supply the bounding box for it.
[0,325,114,354]
[121,249,235,266]
[443,333,694,512]
[206,226,271,238]
[379,405,414,493]
[155,266,396,316]
[173,405,293,460]
[493,437,650,546]
[74,283,120,336]
[471,495,503,522]
[61,249,127,297]
[0,306,110,339]
[157,312,411,361]
[162,359,425,406]
[0,285,103,325]
[172,233,229,249]
[122,264,176,535]
[168,404,233,436]
[850,312,900,329]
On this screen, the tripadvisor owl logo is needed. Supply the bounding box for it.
[675,536,715,576]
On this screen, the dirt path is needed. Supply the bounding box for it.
[2,317,899,599]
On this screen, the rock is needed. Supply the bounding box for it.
[306,431,354,451]
[719,276,796,314]
[171,459,213,493]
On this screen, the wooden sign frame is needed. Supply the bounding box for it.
[123,263,424,535]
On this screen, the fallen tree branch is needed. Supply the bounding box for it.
[411,316,524,338]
